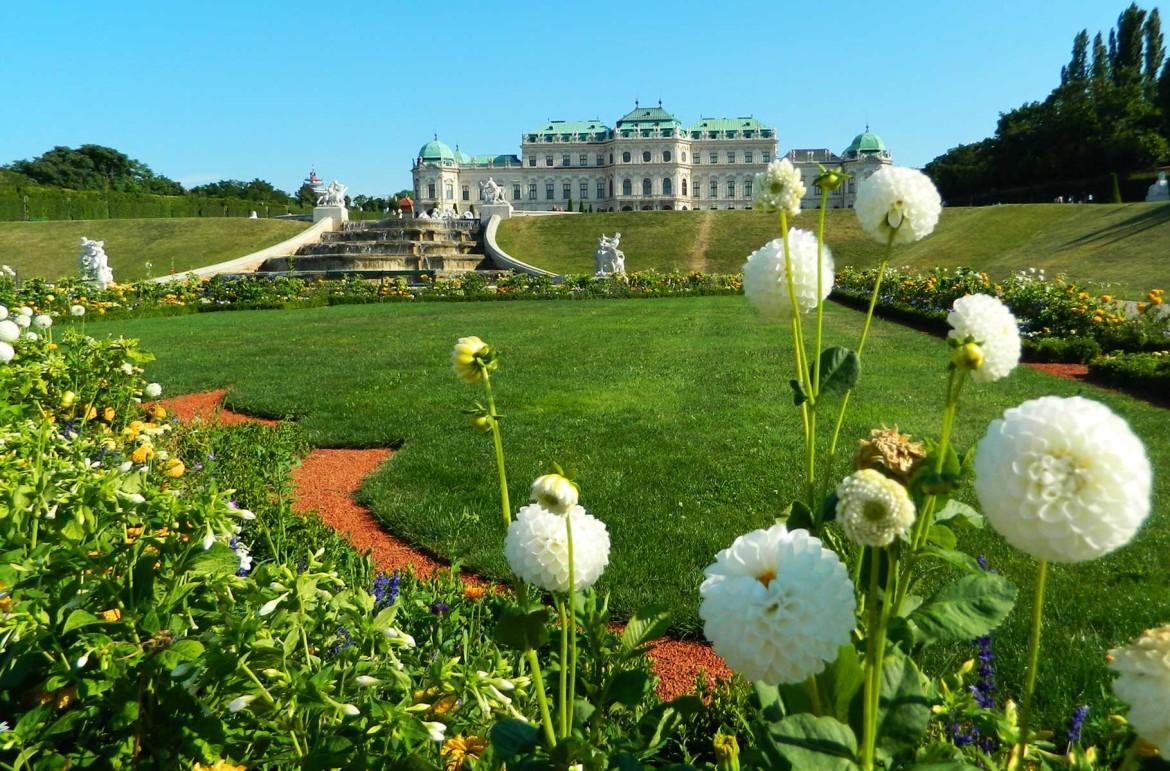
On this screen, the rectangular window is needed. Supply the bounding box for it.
[596,154,604,165]
[694,154,700,164]
[546,183,554,200]
[513,185,521,200]
[727,182,736,198]
[580,154,588,166]
[709,180,717,197]
[745,181,753,198]
[563,182,571,199]
[597,182,605,199]
[563,154,571,166]
[727,151,735,164]
[462,186,469,201]
[528,157,536,167]
[709,152,717,164]
[427,183,436,198]
[745,151,753,164]
[529,183,537,200]
[546,155,553,167]
[580,182,588,199]
[763,151,771,163]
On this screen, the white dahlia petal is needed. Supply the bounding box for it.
[854,167,942,245]
[947,294,1021,383]
[1109,625,1170,759]
[742,230,834,321]
[974,397,1151,563]
[504,504,610,593]
[530,473,578,514]
[836,469,916,547]
[753,159,806,216]
[699,525,856,684]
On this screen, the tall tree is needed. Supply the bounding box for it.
[1145,9,1164,92]
[1063,29,1090,84]
[1091,32,1110,82]
[1113,3,1147,86]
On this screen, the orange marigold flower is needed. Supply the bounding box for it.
[463,586,487,600]
[131,445,153,464]
[442,735,488,771]
[101,608,122,622]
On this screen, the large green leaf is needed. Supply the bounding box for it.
[872,654,933,760]
[621,604,669,653]
[492,607,550,652]
[766,713,860,770]
[821,645,865,725]
[933,500,985,529]
[605,670,652,707]
[489,719,541,759]
[816,347,861,396]
[908,572,1017,644]
[62,610,101,633]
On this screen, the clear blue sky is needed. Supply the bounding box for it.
[1,0,1162,197]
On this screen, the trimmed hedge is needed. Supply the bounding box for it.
[0,182,314,221]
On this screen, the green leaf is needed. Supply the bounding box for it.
[780,499,814,532]
[489,719,541,759]
[752,682,785,723]
[908,573,1017,644]
[872,654,933,759]
[790,379,809,407]
[817,347,861,396]
[922,546,984,574]
[926,524,957,551]
[933,500,984,529]
[492,607,550,652]
[821,645,865,724]
[62,610,100,633]
[159,639,204,670]
[188,544,240,577]
[621,604,670,653]
[767,713,860,770]
[606,670,651,707]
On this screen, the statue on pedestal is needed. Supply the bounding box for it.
[593,232,626,276]
[479,178,507,205]
[79,237,114,289]
[1146,172,1169,202]
[318,179,348,208]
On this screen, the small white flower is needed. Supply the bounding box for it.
[143,382,162,400]
[505,503,611,593]
[753,159,806,216]
[854,166,942,245]
[1109,625,1170,758]
[0,720,9,733]
[948,294,1021,383]
[530,473,578,514]
[202,530,215,550]
[14,315,30,329]
[119,461,133,472]
[355,675,380,687]
[23,332,37,342]
[258,592,289,617]
[423,721,447,742]
[836,469,916,547]
[0,305,7,320]
[974,396,1152,563]
[237,508,256,520]
[384,627,417,648]
[0,320,17,343]
[70,304,86,317]
[699,525,856,685]
[0,342,13,364]
[228,694,257,713]
[32,315,52,330]
[340,703,361,717]
[120,362,134,375]
[18,307,32,318]
[76,653,90,669]
[742,229,834,321]
[451,336,489,383]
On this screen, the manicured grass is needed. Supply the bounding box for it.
[495,204,1170,296]
[0,218,310,282]
[99,297,1169,724]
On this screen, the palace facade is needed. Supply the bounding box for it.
[411,103,892,213]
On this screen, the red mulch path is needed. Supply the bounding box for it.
[158,391,730,700]
[1022,362,1091,381]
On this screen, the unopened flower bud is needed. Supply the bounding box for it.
[714,733,740,771]
[815,167,846,193]
[951,342,984,372]
[471,414,494,434]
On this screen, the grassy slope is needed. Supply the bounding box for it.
[495,204,1170,296]
[99,297,1169,723]
[0,218,310,282]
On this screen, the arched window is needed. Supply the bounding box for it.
[642,178,652,195]
[663,150,672,163]
[622,179,632,196]
[642,151,651,162]
[726,181,735,198]
[682,178,688,196]
[445,183,453,200]
[622,151,631,163]
[663,178,672,196]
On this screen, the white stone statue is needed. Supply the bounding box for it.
[593,232,626,276]
[318,179,348,207]
[249,210,258,219]
[1146,171,1169,202]
[479,177,507,205]
[79,237,114,289]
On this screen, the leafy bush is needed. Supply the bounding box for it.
[1088,350,1170,394]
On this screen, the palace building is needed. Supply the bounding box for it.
[411,103,891,213]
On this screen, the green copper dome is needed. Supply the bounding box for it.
[455,148,472,165]
[843,129,889,159]
[418,138,456,165]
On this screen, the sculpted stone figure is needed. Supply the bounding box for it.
[1146,171,1169,203]
[593,232,626,276]
[79,237,114,289]
[318,179,348,208]
[479,178,507,205]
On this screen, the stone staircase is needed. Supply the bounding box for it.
[255,218,495,280]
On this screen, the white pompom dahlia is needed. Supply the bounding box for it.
[854,167,942,245]
[699,525,856,684]
[742,229,834,321]
[0,342,13,364]
[836,469,916,548]
[143,382,163,400]
[504,504,610,593]
[530,473,578,514]
[947,294,1021,383]
[1109,625,1170,758]
[33,314,52,330]
[0,320,18,343]
[753,159,806,217]
[974,396,1151,563]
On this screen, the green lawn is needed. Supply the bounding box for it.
[495,204,1170,296]
[0,218,310,282]
[98,297,1169,724]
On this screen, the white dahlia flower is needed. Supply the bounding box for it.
[854,167,942,245]
[143,382,163,400]
[1109,625,1170,758]
[0,306,7,320]
[33,314,52,330]
[70,304,86,317]
[504,503,610,593]
[699,525,856,684]
[742,229,834,320]
[836,469,916,547]
[530,473,578,514]
[974,396,1151,563]
[0,321,16,343]
[18,307,32,318]
[24,332,38,342]
[947,294,1021,383]
[0,342,13,364]
[451,336,489,384]
[753,159,806,217]
[14,314,30,329]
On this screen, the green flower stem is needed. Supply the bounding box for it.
[524,648,558,748]
[860,549,882,771]
[481,369,511,527]
[805,674,823,717]
[240,662,277,705]
[556,597,569,736]
[779,211,817,503]
[566,513,578,735]
[1116,738,1144,771]
[862,547,900,771]
[1014,560,1049,769]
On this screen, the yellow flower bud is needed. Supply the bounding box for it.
[951,342,984,372]
[714,733,740,771]
[60,391,76,408]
